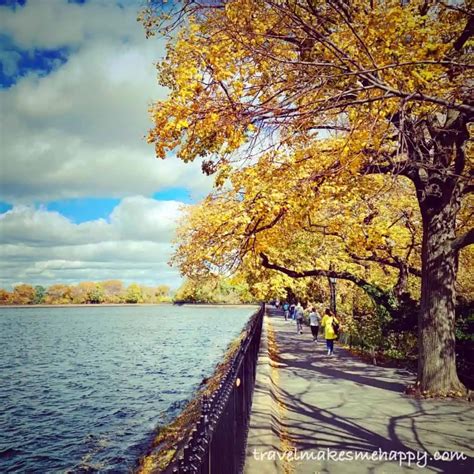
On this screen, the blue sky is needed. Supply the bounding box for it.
[0,0,212,289]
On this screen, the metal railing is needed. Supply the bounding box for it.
[169,304,264,474]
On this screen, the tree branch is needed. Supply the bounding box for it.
[453,16,474,52]
[260,252,394,310]
[244,209,286,236]
[452,228,474,251]
[462,184,474,195]
[348,253,422,278]
[362,159,411,177]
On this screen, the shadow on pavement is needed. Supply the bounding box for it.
[263,307,473,473]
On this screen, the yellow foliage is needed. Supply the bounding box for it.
[145,0,472,305]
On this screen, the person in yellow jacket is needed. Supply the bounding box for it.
[321,309,339,356]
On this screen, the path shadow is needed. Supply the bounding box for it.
[264,308,474,473]
[276,383,473,473]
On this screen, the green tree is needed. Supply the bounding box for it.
[125,283,143,304]
[33,285,46,304]
[89,283,105,304]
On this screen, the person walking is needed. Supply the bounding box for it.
[321,309,339,356]
[309,306,322,342]
[289,303,296,321]
[283,302,290,321]
[295,302,304,334]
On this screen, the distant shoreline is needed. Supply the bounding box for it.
[0,303,260,308]
[0,303,167,308]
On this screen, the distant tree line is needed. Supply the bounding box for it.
[173,276,255,304]
[0,281,171,305]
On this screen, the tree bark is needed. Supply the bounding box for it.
[417,189,466,395]
[394,262,409,299]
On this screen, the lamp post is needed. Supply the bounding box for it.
[328,269,337,314]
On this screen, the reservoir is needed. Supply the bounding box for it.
[0,304,256,472]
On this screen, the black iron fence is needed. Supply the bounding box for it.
[168,304,264,474]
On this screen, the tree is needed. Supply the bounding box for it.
[140,285,156,303]
[174,275,254,303]
[125,283,143,304]
[11,284,36,305]
[155,284,171,302]
[33,285,46,304]
[172,170,424,318]
[89,283,105,304]
[44,284,73,305]
[102,280,125,303]
[70,282,106,304]
[71,282,94,304]
[0,289,12,305]
[174,278,216,303]
[144,0,473,395]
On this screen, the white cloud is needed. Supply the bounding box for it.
[0,0,142,50]
[0,197,186,288]
[0,0,211,288]
[0,123,210,202]
[110,196,184,242]
[0,205,112,246]
[0,196,184,246]
[0,0,213,204]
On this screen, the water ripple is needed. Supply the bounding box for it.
[0,304,254,472]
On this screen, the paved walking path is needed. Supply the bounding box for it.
[245,308,473,474]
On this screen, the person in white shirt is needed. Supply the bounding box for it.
[309,307,322,342]
[295,302,304,334]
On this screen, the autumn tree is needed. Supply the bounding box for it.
[144,0,473,395]
[0,289,12,305]
[102,280,125,303]
[174,275,254,303]
[70,281,105,304]
[44,284,73,305]
[11,284,36,305]
[171,169,424,320]
[88,284,105,304]
[140,285,156,303]
[0,281,173,305]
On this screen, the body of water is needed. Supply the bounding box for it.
[0,304,256,472]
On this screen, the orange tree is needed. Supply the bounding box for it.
[144,0,473,395]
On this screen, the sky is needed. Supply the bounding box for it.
[0,0,213,290]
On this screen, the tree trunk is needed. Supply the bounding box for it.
[394,263,409,300]
[418,194,466,395]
